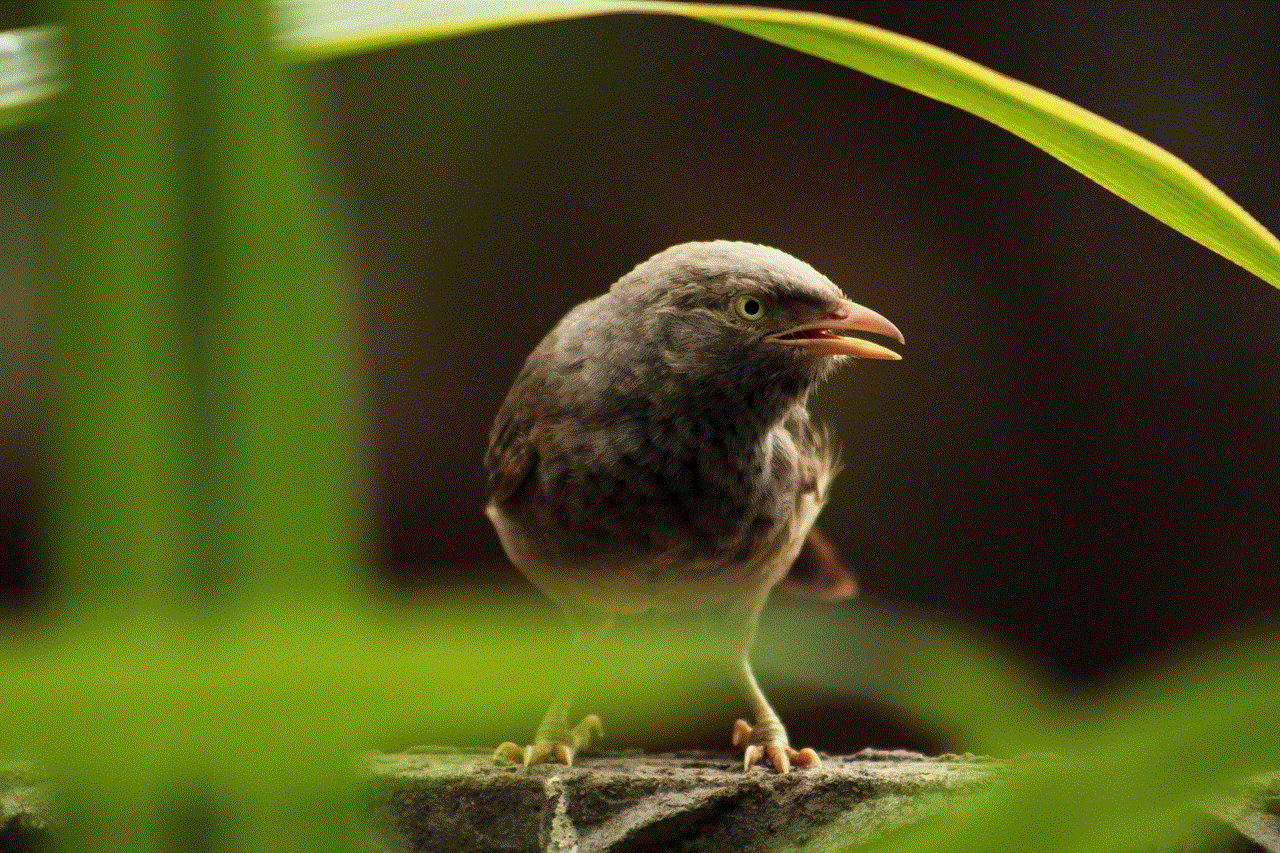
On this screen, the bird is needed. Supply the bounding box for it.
[486,240,902,772]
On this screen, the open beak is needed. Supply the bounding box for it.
[765,299,904,360]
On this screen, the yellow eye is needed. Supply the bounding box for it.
[734,294,766,321]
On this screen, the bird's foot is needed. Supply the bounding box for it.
[732,719,820,773]
[494,714,604,767]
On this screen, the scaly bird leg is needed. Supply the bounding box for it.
[494,614,609,767]
[728,608,820,773]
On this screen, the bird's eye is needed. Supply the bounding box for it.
[734,294,766,322]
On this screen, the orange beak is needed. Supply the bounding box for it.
[765,299,904,360]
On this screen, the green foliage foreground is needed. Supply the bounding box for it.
[0,2,1276,852]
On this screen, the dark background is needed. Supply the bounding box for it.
[2,2,1277,750]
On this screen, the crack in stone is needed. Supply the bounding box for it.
[541,774,580,853]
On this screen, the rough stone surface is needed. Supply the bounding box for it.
[367,748,998,853]
[4,753,1278,853]
[1,761,48,853]
[1210,775,1280,853]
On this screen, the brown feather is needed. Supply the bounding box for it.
[780,527,857,601]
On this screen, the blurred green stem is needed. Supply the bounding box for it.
[49,0,190,616]
[47,0,362,848]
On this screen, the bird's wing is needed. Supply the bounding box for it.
[779,526,858,601]
[484,421,536,506]
[777,409,855,600]
[484,359,548,506]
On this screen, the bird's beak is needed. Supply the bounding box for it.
[765,299,904,360]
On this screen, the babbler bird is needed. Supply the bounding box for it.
[486,241,902,772]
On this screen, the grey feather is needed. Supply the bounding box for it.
[485,241,867,616]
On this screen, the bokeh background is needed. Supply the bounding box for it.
[2,2,1278,753]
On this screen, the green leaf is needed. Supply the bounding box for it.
[48,1,191,616]
[175,0,362,606]
[275,0,1280,292]
[41,0,364,846]
[853,630,1280,853]
[0,24,60,130]
[5,2,1279,288]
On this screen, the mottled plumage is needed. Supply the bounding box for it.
[487,240,901,771]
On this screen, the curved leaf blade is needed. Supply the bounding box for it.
[4,1,1278,289]
[278,0,1280,292]
[258,0,1280,292]
[274,0,626,58]
[0,25,61,130]
[698,7,1280,290]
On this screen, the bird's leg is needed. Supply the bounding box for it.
[728,605,820,773]
[494,613,609,767]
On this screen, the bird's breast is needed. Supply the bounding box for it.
[490,402,833,614]
[562,415,816,548]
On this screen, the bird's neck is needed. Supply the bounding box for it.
[664,366,814,439]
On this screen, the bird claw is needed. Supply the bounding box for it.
[732,719,820,773]
[494,714,604,767]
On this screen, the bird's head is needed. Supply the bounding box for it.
[609,240,903,396]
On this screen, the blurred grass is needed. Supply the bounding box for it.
[1,1,1277,851]
[3,594,1276,851]
[46,1,189,619]
[171,0,360,607]
[35,1,363,850]
[758,601,1280,853]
